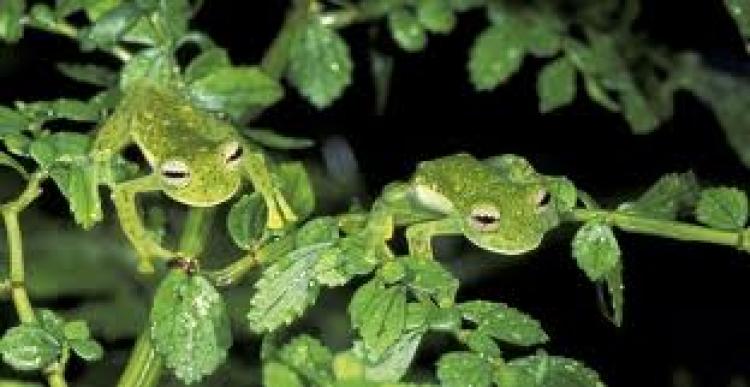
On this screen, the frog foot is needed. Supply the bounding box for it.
[264,190,297,230]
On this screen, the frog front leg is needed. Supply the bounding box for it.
[242,151,297,229]
[110,174,176,272]
[405,218,461,260]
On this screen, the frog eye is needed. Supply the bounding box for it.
[222,141,243,168]
[160,160,190,187]
[469,205,500,232]
[535,189,551,207]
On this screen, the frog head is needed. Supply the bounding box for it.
[157,139,244,207]
[457,182,557,255]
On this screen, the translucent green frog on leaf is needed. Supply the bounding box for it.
[374,153,572,260]
[90,82,296,271]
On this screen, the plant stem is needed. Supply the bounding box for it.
[567,208,750,252]
[208,233,296,287]
[1,172,68,387]
[178,207,216,259]
[22,17,132,62]
[116,208,215,386]
[116,333,162,387]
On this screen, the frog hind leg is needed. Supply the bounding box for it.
[242,151,297,230]
[111,174,176,273]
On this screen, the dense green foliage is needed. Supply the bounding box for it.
[0,0,749,386]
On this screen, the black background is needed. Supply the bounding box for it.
[2,1,750,386]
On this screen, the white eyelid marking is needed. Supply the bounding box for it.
[469,205,500,232]
[222,141,243,168]
[161,159,190,187]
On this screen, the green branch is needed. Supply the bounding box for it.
[116,333,162,387]
[1,172,68,387]
[116,207,215,387]
[567,208,750,252]
[208,232,296,287]
[21,16,132,62]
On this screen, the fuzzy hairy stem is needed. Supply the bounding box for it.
[567,208,750,252]
[1,172,68,387]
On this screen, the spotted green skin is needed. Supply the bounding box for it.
[92,82,294,271]
[409,153,554,255]
[108,83,243,205]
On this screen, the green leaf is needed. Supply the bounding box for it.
[437,352,492,387]
[56,63,118,87]
[263,362,304,387]
[355,330,424,382]
[120,47,174,89]
[184,47,231,83]
[0,325,61,371]
[379,260,406,284]
[332,351,365,381]
[18,99,102,122]
[0,106,30,137]
[469,22,525,91]
[153,0,189,44]
[571,221,621,281]
[36,309,65,342]
[523,12,565,57]
[618,172,699,221]
[29,133,103,229]
[227,193,267,250]
[189,66,283,119]
[81,0,120,20]
[358,0,402,17]
[247,244,326,332]
[416,0,456,34]
[620,87,660,134]
[26,4,57,33]
[537,57,576,113]
[349,280,407,361]
[275,335,334,385]
[725,0,750,44]
[696,187,749,230]
[427,306,461,332]
[288,18,353,108]
[244,129,315,150]
[0,0,25,42]
[402,256,458,307]
[388,9,427,52]
[544,176,577,213]
[462,330,502,357]
[63,321,90,341]
[313,234,380,287]
[276,162,315,220]
[680,63,750,168]
[502,353,605,387]
[296,217,340,247]
[69,339,104,362]
[150,270,232,384]
[82,2,143,49]
[458,301,548,346]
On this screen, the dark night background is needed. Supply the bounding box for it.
[2,1,750,386]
